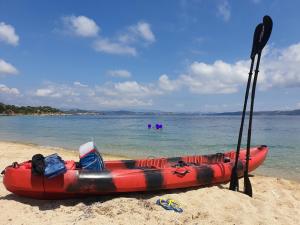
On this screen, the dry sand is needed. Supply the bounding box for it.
[0,141,299,225]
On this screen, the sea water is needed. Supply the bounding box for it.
[0,114,299,181]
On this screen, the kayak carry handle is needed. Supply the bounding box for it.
[173,169,190,176]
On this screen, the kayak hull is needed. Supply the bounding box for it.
[3,146,268,199]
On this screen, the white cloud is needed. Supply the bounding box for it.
[158,74,180,91]
[119,21,155,44]
[0,59,18,75]
[73,81,88,87]
[179,60,248,94]
[32,81,157,108]
[63,15,100,37]
[0,84,20,95]
[96,21,155,56]
[61,17,154,56]
[217,0,231,22]
[92,81,158,107]
[259,43,300,89]
[0,22,19,46]
[158,42,300,94]
[157,60,248,95]
[131,22,155,42]
[93,38,137,56]
[34,84,79,98]
[118,33,134,44]
[114,81,149,95]
[35,88,57,97]
[107,70,132,78]
[98,81,162,97]
[94,97,152,108]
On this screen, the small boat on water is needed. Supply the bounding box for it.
[2,146,268,199]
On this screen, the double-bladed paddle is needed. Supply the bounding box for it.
[244,16,273,197]
[229,23,263,192]
[229,16,273,196]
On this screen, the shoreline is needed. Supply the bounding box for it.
[0,140,130,162]
[0,140,300,224]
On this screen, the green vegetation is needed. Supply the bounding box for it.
[0,103,62,115]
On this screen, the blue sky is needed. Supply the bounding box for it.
[0,0,300,112]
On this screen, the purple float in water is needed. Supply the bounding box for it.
[154,123,163,129]
[148,123,163,129]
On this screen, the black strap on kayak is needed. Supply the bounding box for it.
[244,16,273,197]
[229,15,273,196]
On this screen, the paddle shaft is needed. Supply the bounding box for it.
[244,52,262,196]
[229,58,255,191]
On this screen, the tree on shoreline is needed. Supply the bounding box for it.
[0,103,61,115]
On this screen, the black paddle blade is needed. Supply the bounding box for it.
[250,23,263,59]
[229,166,239,191]
[250,15,273,59]
[258,15,273,52]
[244,175,253,197]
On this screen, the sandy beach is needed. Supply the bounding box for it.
[0,141,299,225]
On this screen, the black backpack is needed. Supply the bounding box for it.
[31,154,45,176]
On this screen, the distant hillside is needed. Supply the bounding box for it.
[62,109,176,115]
[0,103,62,115]
[63,108,300,116]
[3,103,299,116]
[207,109,300,116]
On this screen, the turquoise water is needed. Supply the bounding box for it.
[0,115,299,181]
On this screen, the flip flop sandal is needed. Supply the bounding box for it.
[156,198,183,213]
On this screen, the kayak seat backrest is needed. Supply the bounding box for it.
[79,142,105,171]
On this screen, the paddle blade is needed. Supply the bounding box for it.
[250,15,273,59]
[244,175,253,197]
[229,167,239,191]
[250,23,263,59]
[258,15,273,52]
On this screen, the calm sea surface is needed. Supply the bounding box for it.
[0,115,299,181]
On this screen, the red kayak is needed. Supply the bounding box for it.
[3,146,268,199]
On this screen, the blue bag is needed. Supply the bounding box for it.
[44,153,67,179]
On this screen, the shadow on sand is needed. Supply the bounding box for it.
[0,185,222,211]
[1,174,256,211]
